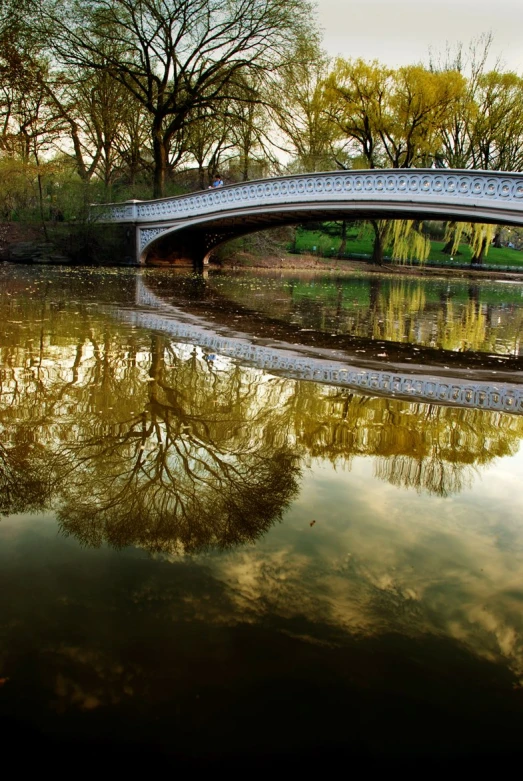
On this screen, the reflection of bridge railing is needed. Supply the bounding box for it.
[116,279,523,414]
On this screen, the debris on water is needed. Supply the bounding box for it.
[310,520,316,527]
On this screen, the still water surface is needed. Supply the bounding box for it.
[1,265,523,767]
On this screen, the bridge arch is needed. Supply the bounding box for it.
[91,169,523,266]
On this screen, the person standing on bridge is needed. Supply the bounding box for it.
[209,174,224,188]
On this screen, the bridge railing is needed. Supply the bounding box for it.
[90,169,523,226]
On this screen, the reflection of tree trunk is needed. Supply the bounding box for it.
[468,285,480,315]
[370,220,384,265]
[150,334,163,381]
[369,276,381,311]
[471,236,488,265]
[334,284,343,331]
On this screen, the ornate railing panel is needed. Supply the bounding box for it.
[91,170,523,228]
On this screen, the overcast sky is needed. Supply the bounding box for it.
[316,0,523,72]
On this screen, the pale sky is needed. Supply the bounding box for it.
[317,0,523,72]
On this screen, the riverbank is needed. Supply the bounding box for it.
[2,222,523,282]
[219,249,523,282]
[0,223,45,260]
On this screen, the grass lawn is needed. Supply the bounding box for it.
[291,226,523,268]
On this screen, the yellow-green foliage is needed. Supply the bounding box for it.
[444,222,494,259]
[470,223,495,258]
[388,220,431,263]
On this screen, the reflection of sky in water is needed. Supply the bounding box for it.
[194,450,523,686]
[3,446,523,693]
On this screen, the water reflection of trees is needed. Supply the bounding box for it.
[291,390,521,496]
[56,336,301,553]
[2,291,523,550]
[209,274,523,354]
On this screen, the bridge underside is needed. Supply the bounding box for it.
[140,202,523,267]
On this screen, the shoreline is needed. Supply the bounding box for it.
[217,251,523,282]
[2,222,523,283]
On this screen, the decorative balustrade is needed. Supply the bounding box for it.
[92,169,523,225]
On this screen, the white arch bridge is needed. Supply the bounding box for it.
[91,169,523,266]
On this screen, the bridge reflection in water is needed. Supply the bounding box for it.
[3,265,523,558]
[130,278,523,415]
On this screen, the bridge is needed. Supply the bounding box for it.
[91,169,523,266]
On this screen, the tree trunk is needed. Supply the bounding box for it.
[370,219,384,265]
[471,236,488,266]
[152,127,168,198]
[36,170,48,241]
[241,151,249,182]
[198,164,206,190]
[337,220,347,258]
[33,144,48,241]
[442,221,457,254]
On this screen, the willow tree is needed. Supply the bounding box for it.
[324,60,466,264]
[324,57,391,168]
[35,0,315,197]
[379,66,467,168]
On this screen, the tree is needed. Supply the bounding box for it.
[379,66,467,168]
[324,58,391,168]
[36,0,315,197]
[272,39,336,172]
[0,24,67,229]
[228,78,273,181]
[184,102,233,189]
[468,71,523,171]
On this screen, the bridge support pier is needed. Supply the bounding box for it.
[140,229,209,270]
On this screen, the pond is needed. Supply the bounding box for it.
[1,264,523,768]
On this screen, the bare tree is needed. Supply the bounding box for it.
[35,0,315,197]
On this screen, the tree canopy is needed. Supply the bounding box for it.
[1,8,523,266]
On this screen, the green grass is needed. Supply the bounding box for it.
[291,228,372,258]
[291,227,523,268]
[428,241,523,266]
